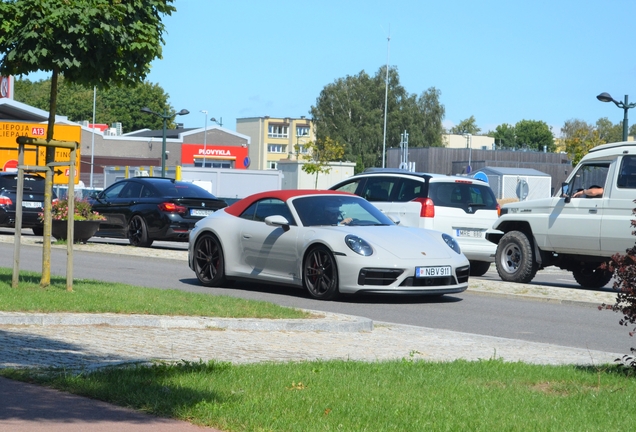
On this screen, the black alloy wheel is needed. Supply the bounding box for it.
[127,215,153,247]
[193,234,226,287]
[303,245,339,300]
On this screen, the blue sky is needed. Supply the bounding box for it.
[29,0,636,137]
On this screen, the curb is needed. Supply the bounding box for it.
[0,310,374,333]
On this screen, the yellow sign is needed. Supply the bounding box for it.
[0,122,81,184]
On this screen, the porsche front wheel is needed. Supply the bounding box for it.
[303,245,339,300]
[193,234,226,287]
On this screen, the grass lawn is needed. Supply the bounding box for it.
[0,267,308,319]
[2,266,635,431]
[2,359,635,431]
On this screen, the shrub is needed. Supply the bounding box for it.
[601,201,636,367]
[40,198,106,221]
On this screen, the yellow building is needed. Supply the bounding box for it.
[236,116,315,170]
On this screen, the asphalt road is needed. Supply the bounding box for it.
[0,232,632,356]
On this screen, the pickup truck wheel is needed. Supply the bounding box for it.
[469,261,491,276]
[495,231,538,283]
[572,264,613,289]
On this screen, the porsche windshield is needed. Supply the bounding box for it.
[292,195,394,227]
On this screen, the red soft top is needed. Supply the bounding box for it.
[224,189,354,217]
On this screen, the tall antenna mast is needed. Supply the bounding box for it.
[382,29,390,168]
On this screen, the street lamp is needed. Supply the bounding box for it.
[596,92,636,141]
[463,133,472,174]
[140,107,189,177]
[210,117,223,127]
[200,110,208,168]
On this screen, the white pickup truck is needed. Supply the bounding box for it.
[486,141,636,288]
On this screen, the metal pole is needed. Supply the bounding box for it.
[161,110,167,177]
[90,86,96,188]
[382,34,390,168]
[623,95,629,142]
[201,110,208,167]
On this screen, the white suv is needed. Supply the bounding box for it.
[330,169,500,276]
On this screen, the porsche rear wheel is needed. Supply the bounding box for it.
[128,215,153,247]
[193,234,226,287]
[303,245,339,300]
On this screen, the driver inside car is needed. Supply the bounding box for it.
[325,205,352,226]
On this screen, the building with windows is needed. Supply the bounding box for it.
[236,116,315,170]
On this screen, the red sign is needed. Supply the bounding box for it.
[181,144,249,169]
[3,159,17,172]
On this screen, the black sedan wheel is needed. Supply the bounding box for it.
[303,245,339,300]
[193,234,226,287]
[128,215,153,247]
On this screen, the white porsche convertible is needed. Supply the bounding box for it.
[188,190,469,300]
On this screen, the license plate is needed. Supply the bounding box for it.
[22,201,42,208]
[416,266,451,278]
[456,229,483,238]
[190,209,215,217]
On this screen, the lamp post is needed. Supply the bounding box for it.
[200,110,208,168]
[210,117,223,127]
[140,107,189,177]
[596,92,636,142]
[463,133,472,174]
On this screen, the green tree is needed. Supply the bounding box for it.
[299,137,346,188]
[449,115,481,135]
[15,77,172,133]
[564,128,604,166]
[310,66,445,173]
[0,0,175,288]
[491,123,516,149]
[514,119,555,152]
[416,87,445,147]
[596,117,623,143]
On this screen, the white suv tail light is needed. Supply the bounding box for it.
[413,197,435,218]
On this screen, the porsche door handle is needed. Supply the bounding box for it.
[589,209,597,214]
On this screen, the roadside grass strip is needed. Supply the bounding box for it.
[0,267,307,319]
[2,359,635,431]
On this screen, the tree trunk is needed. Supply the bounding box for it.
[40,68,59,288]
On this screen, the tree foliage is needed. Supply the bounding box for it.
[564,128,604,166]
[560,119,599,165]
[0,0,176,139]
[490,123,516,149]
[14,77,173,132]
[596,117,623,143]
[310,66,445,173]
[514,119,555,152]
[449,115,481,135]
[299,137,346,188]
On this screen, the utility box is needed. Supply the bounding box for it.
[179,167,283,200]
[473,167,552,201]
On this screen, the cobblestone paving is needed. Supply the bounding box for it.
[0,321,621,370]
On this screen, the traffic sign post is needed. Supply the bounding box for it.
[11,135,80,291]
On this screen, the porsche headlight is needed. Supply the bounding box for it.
[442,233,461,254]
[345,235,373,256]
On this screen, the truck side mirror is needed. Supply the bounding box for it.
[561,182,571,203]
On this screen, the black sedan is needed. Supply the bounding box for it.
[0,172,54,236]
[89,177,227,247]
